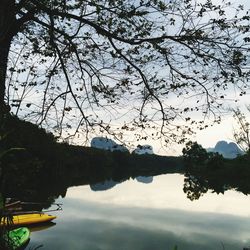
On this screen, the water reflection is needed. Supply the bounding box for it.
[90,179,119,191]
[1,155,250,210]
[27,189,250,250]
[68,174,250,216]
[183,174,209,201]
[29,222,56,233]
[136,176,153,184]
[1,160,250,250]
[183,167,250,201]
[0,154,181,207]
[90,176,154,192]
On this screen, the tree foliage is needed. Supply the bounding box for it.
[1,0,250,144]
[182,141,209,166]
[182,140,224,169]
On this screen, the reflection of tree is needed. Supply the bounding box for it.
[183,174,208,201]
[183,171,233,201]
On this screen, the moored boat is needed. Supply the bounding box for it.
[1,213,57,226]
[5,227,30,249]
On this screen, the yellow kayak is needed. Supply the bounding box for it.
[1,213,56,226]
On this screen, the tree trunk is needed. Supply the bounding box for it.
[0,41,11,115]
[0,0,16,116]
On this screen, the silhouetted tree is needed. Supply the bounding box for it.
[1,0,250,143]
[182,141,209,167]
[233,107,250,153]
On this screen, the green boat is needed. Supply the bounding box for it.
[5,227,30,249]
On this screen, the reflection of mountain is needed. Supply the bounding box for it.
[136,176,153,184]
[90,176,154,190]
[91,137,129,153]
[207,140,243,159]
[90,179,119,191]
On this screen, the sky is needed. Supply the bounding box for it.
[8,0,250,156]
[131,0,250,155]
[117,0,250,155]
[173,0,250,154]
[173,95,250,156]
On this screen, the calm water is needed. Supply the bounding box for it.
[26,174,250,250]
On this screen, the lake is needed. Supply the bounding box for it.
[26,174,250,250]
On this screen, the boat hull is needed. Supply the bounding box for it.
[1,213,57,226]
[6,227,30,249]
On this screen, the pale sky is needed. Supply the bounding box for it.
[133,0,250,155]
[8,0,250,156]
[59,0,250,155]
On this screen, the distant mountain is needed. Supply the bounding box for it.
[91,137,129,153]
[132,145,154,155]
[207,140,243,159]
